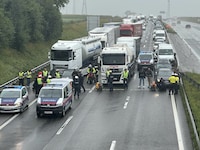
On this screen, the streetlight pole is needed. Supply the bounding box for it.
[168,0,170,18]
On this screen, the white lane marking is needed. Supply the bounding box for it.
[110,140,116,150]
[123,96,130,109]
[0,99,37,131]
[171,95,185,150]
[89,86,95,93]
[143,45,146,48]
[0,114,19,130]
[56,116,73,135]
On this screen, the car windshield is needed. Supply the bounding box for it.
[158,69,172,79]
[0,91,20,98]
[39,89,62,98]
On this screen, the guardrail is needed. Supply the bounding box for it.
[180,72,200,89]
[0,61,50,90]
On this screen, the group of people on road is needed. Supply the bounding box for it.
[138,67,153,89]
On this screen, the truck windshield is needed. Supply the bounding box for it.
[51,49,72,61]
[120,30,132,36]
[102,54,125,65]
[159,49,173,55]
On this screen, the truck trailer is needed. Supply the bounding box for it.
[120,21,143,38]
[49,36,102,76]
[100,44,135,85]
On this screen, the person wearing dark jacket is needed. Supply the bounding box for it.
[78,72,85,92]
[108,71,114,92]
[138,68,146,88]
[73,76,80,99]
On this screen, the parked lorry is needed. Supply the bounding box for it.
[100,44,135,85]
[120,21,143,38]
[49,36,102,76]
[116,36,141,59]
[88,26,119,49]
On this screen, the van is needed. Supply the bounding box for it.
[157,44,175,62]
[153,30,166,41]
[36,78,73,118]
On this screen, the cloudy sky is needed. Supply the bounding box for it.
[60,0,200,17]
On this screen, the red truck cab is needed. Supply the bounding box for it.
[120,23,142,38]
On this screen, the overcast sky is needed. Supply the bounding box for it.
[60,0,200,17]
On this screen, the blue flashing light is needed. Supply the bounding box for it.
[5,85,23,89]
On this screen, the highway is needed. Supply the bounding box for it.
[0,20,198,150]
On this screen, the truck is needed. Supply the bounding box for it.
[88,26,118,49]
[48,36,102,76]
[100,44,135,85]
[116,36,141,59]
[120,21,143,38]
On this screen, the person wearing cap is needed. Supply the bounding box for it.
[107,70,114,92]
[168,73,177,95]
[46,75,52,84]
[33,73,43,97]
[26,70,32,87]
[122,68,129,89]
[42,68,48,83]
[78,71,85,93]
[87,64,96,84]
[145,67,153,88]
[73,75,80,98]
[174,73,180,94]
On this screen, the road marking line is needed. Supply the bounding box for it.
[56,116,73,135]
[110,140,116,150]
[123,96,130,109]
[171,95,185,150]
[89,86,95,93]
[0,114,19,131]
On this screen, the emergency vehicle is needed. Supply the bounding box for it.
[0,86,29,113]
[36,78,73,117]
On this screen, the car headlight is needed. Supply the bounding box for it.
[157,79,160,82]
[56,103,63,107]
[15,102,21,107]
[37,98,41,104]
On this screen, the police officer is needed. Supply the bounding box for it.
[55,70,61,78]
[122,68,129,89]
[73,76,80,99]
[168,73,177,95]
[174,73,180,94]
[18,71,24,86]
[26,70,32,87]
[87,64,96,84]
[78,71,86,93]
[33,74,43,97]
[42,68,48,83]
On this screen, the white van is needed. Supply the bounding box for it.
[157,43,175,61]
[153,30,166,41]
[36,78,73,117]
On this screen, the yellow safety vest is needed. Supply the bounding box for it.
[18,72,24,79]
[26,71,32,78]
[169,76,176,83]
[56,72,60,78]
[37,78,43,85]
[46,78,51,83]
[123,71,129,79]
[43,70,48,77]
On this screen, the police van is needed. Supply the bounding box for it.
[36,78,73,117]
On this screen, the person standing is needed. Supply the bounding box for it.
[168,73,176,95]
[73,76,80,99]
[138,68,146,88]
[174,73,180,94]
[122,68,129,89]
[145,67,153,88]
[42,68,48,83]
[33,74,43,97]
[18,71,24,86]
[55,70,61,78]
[108,71,114,92]
[26,70,32,87]
[78,72,86,93]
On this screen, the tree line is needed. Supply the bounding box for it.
[0,0,69,50]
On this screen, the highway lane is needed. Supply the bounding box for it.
[0,20,194,150]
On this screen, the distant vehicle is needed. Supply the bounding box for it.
[185,24,191,29]
[61,69,74,78]
[36,78,73,117]
[155,68,173,91]
[155,58,172,72]
[153,38,165,51]
[137,51,155,71]
[0,86,29,113]
[177,20,181,24]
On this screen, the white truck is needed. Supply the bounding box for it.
[116,36,141,59]
[88,26,117,49]
[100,44,135,85]
[49,36,102,76]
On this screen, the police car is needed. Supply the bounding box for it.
[0,86,29,113]
[137,51,156,71]
[36,78,73,117]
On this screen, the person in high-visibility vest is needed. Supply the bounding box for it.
[26,70,32,87]
[168,74,177,95]
[55,70,61,78]
[122,68,129,89]
[42,68,48,83]
[18,71,24,86]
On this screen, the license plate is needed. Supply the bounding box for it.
[114,78,117,80]
[44,111,53,114]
